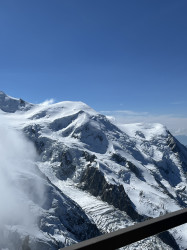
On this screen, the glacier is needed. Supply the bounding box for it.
[0,90,187,249]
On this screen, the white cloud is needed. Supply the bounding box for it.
[0,116,46,246]
[101,110,187,136]
[40,98,55,106]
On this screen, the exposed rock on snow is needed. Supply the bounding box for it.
[79,166,144,221]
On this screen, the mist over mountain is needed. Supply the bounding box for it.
[0,91,187,249]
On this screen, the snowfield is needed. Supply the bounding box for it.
[0,91,187,249]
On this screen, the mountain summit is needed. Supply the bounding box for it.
[0,91,33,113]
[0,92,187,249]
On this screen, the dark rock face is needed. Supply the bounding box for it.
[126,161,145,181]
[82,151,96,163]
[23,124,44,154]
[135,130,145,138]
[158,231,180,250]
[79,166,143,221]
[111,153,126,165]
[19,98,26,106]
[55,150,77,180]
[167,131,179,154]
[111,154,145,181]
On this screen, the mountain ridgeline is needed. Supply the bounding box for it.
[0,91,187,249]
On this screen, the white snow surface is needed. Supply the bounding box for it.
[0,92,187,249]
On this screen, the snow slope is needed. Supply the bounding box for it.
[1,92,187,249]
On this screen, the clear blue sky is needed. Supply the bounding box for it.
[0,0,187,117]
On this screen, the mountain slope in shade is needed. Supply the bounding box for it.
[0,91,34,113]
[0,92,187,249]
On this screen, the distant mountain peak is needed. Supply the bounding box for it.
[0,91,33,113]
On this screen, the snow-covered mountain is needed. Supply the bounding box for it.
[0,91,33,113]
[0,91,187,249]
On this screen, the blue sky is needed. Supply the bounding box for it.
[0,0,187,135]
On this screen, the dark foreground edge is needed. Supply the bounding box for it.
[61,208,187,250]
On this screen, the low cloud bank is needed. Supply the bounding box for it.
[0,118,45,249]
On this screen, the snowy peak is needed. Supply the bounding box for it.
[27,100,97,120]
[0,91,34,113]
[118,122,168,141]
[25,101,125,155]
